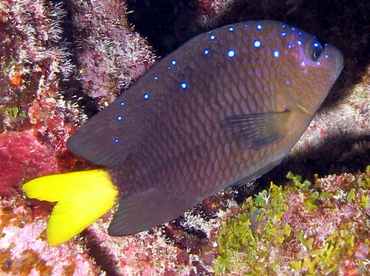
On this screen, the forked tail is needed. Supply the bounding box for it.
[22,169,118,246]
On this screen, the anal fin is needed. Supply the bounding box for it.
[108,189,192,236]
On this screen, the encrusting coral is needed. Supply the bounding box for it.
[216,168,370,275]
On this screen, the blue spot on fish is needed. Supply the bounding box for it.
[143,93,149,99]
[254,40,261,48]
[180,82,187,89]
[227,50,235,58]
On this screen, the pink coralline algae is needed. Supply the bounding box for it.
[0,131,58,197]
[0,0,87,180]
[0,0,86,195]
[1,0,370,275]
[0,198,101,275]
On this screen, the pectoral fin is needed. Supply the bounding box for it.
[221,110,290,150]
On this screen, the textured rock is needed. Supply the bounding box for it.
[215,169,370,275]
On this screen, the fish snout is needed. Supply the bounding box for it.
[325,44,344,77]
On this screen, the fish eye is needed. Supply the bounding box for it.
[310,41,323,62]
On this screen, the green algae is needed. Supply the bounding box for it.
[2,106,27,119]
[216,183,290,275]
[215,167,370,275]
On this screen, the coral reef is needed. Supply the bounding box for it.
[0,0,369,275]
[68,0,156,110]
[0,0,77,132]
[0,0,82,197]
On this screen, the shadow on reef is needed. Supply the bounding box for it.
[82,228,122,276]
[53,0,101,118]
[126,0,202,57]
[243,132,370,202]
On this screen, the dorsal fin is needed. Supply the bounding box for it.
[67,99,137,168]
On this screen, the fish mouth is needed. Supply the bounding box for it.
[335,53,345,76]
[327,45,344,77]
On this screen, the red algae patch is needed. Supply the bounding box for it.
[0,131,58,197]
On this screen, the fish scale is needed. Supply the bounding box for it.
[23,20,344,245]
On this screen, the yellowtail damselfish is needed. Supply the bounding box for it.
[23,20,344,246]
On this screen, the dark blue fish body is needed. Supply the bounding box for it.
[24,20,344,244]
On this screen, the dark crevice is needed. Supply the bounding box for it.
[82,229,121,276]
[252,133,370,194]
[126,0,201,57]
[52,0,100,118]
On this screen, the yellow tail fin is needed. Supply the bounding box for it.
[22,169,118,246]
